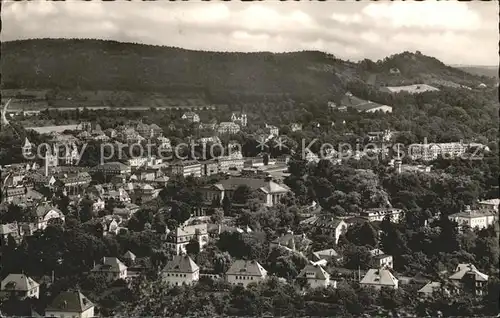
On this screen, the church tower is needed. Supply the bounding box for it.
[22,137,33,158]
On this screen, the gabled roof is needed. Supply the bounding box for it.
[162,255,199,273]
[30,203,62,218]
[313,248,341,260]
[1,274,39,291]
[123,251,136,260]
[0,223,18,235]
[360,268,398,287]
[418,281,442,294]
[297,264,330,280]
[91,257,127,273]
[449,264,488,282]
[46,291,94,313]
[226,260,267,277]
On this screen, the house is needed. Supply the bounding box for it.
[360,208,404,223]
[4,187,43,204]
[0,274,40,299]
[91,257,128,281]
[360,268,398,290]
[449,264,488,295]
[367,130,394,142]
[0,223,21,245]
[370,249,393,269]
[304,149,319,163]
[157,136,172,150]
[123,251,137,264]
[169,161,202,178]
[216,156,245,173]
[45,291,94,318]
[418,281,444,297]
[312,248,343,265]
[217,122,240,135]
[199,123,217,131]
[264,124,279,136]
[20,202,65,235]
[201,160,219,176]
[226,260,267,287]
[300,215,348,244]
[22,137,33,157]
[270,232,312,253]
[200,176,289,207]
[164,223,209,255]
[162,255,200,286]
[296,264,336,289]
[448,205,496,230]
[381,84,440,94]
[182,112,200,123]
[340,92,393,113]
[477,199,499,212]
[231,112,247,127]
[94,162,131,176]
[104,128,117,138]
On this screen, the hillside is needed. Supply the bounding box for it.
[454,65,499,80]
[1,39,494,107]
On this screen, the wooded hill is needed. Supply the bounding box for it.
[1,38,496,105]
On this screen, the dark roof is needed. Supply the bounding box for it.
[46,291,94,313]
[162,255,199,273]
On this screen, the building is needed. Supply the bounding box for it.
[448,205,496,230]
[0,223,21,245]
[367,130,394,142]
[311,248,343,265]
[45,291,94,318]
[370,249,393,269]
[360,208,404,223]
[94,162,131,176]
[169,161,202,178]
[226,260,267,287]
[91,257,128,281]
[201,160,219,176]
[22,137,33,158]
[270,232,312,253]
[200,177,289,207]
[231,112,247,127]
[296,264,336,289]
[217,122,240,135]
[157,136,172,150]
[418,281,444,297]
[136,122,162,138]
[340,92,393,113]
[20,202,65,235]
[162,255,200,286]
[182,112,200,123]
[477,199,499,212]
[300,215,348,244]
[381,84,440,94]
[360,268,398,290]
[216,156,245,173]
[449,264,489,295]
[264,124,279,136]
[0,274,40,299]
[164,224,209,255]
[409,141,489,161]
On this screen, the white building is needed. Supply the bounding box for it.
[264,124,279,136]
[91,257,128,281]
[448,205,497,230]
[370,249,393,269]
[181,112,200,123]
[360,268,398,290]
[477,199,499,212]
[296,264,336,289]
[360,208,404,223]
[217,122,240,135]
[161,255,200,286]
[0,274,40,299]
[164,223,209,255]
[226,260,267,287]
[45,291,94,318]
[231,112,247,127]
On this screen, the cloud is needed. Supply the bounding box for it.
[1,1,497,65]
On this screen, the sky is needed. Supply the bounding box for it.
[1,0,498,66]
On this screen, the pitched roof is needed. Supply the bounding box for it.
[123,251,136,260]
[0,223,18,235]
[297,264,330,280]
[31,203,62,218]
[226,260,267,277]
[360,268,398,287]
[1,274,39,291]
[162,255,199,273]
[418,281,442,294]
[449,264,488,282]
[46,291,94,313]
[213,177,289,194]
[171,223,208,237]
[313,248,341,260]
[91,257,127,273]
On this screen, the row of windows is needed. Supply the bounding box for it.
[234,275,254,280]
[165,273,188,277]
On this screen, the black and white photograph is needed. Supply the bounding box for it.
[0,0,499,317]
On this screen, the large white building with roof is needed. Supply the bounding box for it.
[360,268,398,290]
[91,257,128,281]
[162,255,200,286]
[165,223,209,255]
[0,274,40,299]
[296,264,336,289]
[225,260,267,287]
[45,290,94,318]
[449,263,489,295]
[448,205,496,230]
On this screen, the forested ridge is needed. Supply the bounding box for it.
[1,38,496,105]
